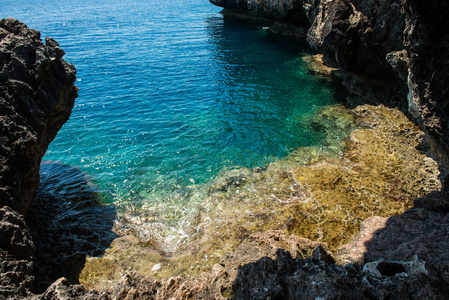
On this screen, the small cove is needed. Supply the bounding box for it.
[4,0,444,290]
[4,0,346,243]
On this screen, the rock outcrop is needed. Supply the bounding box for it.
[210,0,449,161]
[0,18,77,298]
[31,227,449,299]
[305,0,449,159]
[0,18,78,215]
[210,0,310,25]
[0,206,35,298]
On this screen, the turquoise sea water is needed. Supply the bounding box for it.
[3,0,344,212]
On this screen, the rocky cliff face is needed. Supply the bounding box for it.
[305,0,407,107]
[210,0,310,25]
[0,18,78,215]
[210,0,449,160]
[0,206,35,297]
[306,0,449,161]
[0,18,77,298]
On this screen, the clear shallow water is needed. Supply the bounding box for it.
[3,0,344,212]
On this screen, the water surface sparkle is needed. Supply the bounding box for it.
[3,0,345,246]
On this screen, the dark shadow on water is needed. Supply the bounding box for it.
[26,161,118,293]
[205,13,313,79]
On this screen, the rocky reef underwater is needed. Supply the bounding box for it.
[2,0,449,298]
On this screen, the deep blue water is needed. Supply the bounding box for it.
[2,0,343,207]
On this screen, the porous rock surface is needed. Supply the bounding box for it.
[0,18,77,215]
[210,0,449,158]
[0,18,77,299]
[0,206,35,298]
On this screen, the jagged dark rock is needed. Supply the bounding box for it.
[211,0,310,26]
[0,18,77,299]
[0,206,35,298]
[306,0,449,158]
[305,0,408,108]
[231,250,448,300]
[0,18,78,215]
[362,205,449,288]
[37,278,101,300]
[30,228,449,299]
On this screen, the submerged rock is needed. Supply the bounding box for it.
[77,104,443,295]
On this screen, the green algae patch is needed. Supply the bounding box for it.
[79,105,442,289]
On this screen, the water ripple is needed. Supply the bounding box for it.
[5,0,346,237]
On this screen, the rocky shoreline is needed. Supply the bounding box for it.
[72,103,445,298]
[211,0,449,163]
[1,0,449,298]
